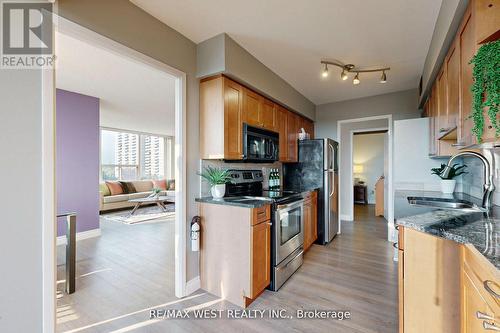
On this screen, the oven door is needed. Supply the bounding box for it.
[274,199,304,264]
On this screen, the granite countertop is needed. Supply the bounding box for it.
[195,189,318,209]
[195,197,271,208]
[395,190,499,270]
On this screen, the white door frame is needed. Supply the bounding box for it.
[42,15,188,332]
[336,115,394,240]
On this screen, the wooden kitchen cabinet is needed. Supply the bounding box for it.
[445,39,460,130]
[303,191,318,252]
[251,219,271,299]
[461,244,500,332]
[242,88,276,131]
[287,111,299,162]
[200,76,244,160]
[199,203,271,308]
[276,106,289,162]
[424,0,500,149]
[458,4,477,147]
[398,227,462,333]
[475,0,500,44]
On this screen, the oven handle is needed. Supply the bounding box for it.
[277,199,304,211]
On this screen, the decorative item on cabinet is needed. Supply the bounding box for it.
[470,40,500,143]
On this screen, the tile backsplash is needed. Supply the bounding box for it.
[457,148,500,206]
[199,160,282,196]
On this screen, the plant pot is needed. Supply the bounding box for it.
[211,184,226,199]
[441,179,456,194]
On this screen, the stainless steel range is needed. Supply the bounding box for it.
[225,169,305,291]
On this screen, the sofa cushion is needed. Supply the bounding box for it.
[119,181,137,194]
[106,181,124,195]
[128,192,152,200]
[167,179,175,190]
[152,179,167,190]
[132,180,153,192]
[103,193,130,203]
[99,183,111,196]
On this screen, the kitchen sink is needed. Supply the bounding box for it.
[407,196,486,212]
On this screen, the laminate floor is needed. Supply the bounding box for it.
[56,204,397,333]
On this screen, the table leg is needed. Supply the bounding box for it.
[129,202,141,216]
[156,202,167,212]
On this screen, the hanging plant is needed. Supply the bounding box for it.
[469,40,500,143]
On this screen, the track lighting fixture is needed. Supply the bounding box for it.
[353,73,360,85]
[322,63,329,78]
[320,60,390,84]
[380,70,387,83]
[340,69,348,81]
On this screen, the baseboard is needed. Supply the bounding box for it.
[340,214,353,221]
[185,276,201,296]
[57,228,101,246]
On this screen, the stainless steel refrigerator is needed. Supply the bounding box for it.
[283,138,339,244]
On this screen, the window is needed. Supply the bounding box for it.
[100,129,169,181]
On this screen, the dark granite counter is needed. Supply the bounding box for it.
[195,197,271,208]
[395,190,499,270]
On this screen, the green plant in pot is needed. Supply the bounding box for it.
[431,163,467,194]
[148,187,162,198]
[470,40,500,142]
[198,166,231,199]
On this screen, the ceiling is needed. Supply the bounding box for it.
[56,32,176,136]
[131,0,442,105]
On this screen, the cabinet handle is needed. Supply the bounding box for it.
[483,322,500,331]
[392,242,398,249]
[477,311,495,321]
[451,142,466,147]
[484,280,500,299]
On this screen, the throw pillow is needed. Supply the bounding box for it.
[99,183,111,196]
[106,181,124,195]
[167,179,175,190]
[152,179,167,190]
[119,181,136,194]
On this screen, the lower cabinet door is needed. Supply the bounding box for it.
[251,221,271,298]
[303,201,312,250]
[463,272,496,332]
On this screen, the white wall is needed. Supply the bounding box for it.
[353,133,386,204]
[0,69,43,331]
[315,89,419,140]
[393,118,447,190]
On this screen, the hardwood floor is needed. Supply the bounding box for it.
[56,204,397,333]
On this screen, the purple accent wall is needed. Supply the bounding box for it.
[56,89,100,237]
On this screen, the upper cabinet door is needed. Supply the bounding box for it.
[437,68,448,134]
[276,106,288,162]
[459,5,476,147]
[224,78,244,159]
[242,88,261,128]
[475,0,500,44]
[261,99,276,130]
[445,41,460,130]
[287,112,299,162]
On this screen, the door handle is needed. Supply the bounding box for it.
[483,322,500,331]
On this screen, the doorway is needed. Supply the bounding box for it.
[352,130,388,222]
[42,15,188,332]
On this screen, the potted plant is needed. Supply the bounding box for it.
[470,40,500,142]
[431,163,467,194]
[198,166,231,199]
[148,187,162,198]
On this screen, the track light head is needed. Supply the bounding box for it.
[353,73,360,85]
[380,71,387,83]
[322,64,329,78]
[341,69,348,81]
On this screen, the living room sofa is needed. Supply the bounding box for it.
[99,179,175,212]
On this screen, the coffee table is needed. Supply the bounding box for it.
[128,195,175,216]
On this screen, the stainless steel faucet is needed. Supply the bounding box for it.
[442,150,495,210]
